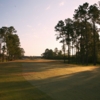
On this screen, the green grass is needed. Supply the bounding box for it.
[22,60,100,100]
[0,62,53,100]
[0,59,100,100]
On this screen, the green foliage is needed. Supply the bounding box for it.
[54,2,100,65]
[42,48,64,59]
[0,26,25,62]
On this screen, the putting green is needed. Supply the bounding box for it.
[22,59,100,100]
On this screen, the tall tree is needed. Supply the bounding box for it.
[55,20,66,62]
[0,26,24,61]
[88,4,100,65]
[64,18,74,63]
[0,28,5,54]
[54,2,100,65]
[74,2,90,65]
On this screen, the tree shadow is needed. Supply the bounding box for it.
[0,62,53,100]
[23,65,100,100]
[0,59,100,100]
[22,60,97,73]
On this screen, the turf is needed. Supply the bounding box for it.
[22,59,100,100]
[0,59,100,100]
[0,61,53,100]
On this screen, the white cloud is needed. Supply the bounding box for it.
[59,2,65,6]
[46,6,51,10]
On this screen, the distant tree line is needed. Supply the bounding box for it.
[42,48,65,59]
[55,2,100,65]
[0,26,25,62]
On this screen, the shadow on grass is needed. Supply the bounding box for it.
[25,67,100,100]
[0,60,100,100]
[20,59,100,100]
[22,62,97,73]
[0,62,53,100]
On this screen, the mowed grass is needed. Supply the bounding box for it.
[22,59,100,100]
[0,59,100,100]
[0,61,53,100]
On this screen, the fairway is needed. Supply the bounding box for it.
[0,60,53,100]
[1,1,100,100]
[0,59,100,100]
[22,59,100,100]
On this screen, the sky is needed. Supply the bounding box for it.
[0,0,99,56]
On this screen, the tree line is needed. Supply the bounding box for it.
[0,26,25,62]
[55,2,100,65]
[42,48,64,59]
[42,2,100,65]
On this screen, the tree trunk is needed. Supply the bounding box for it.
[68,44,70,63]
[85,19,88,65]
[68,33,70,64]
[63,37,66,63]
[0,43,1,54]
[93,21,96,65]
[80,34,83,64]
[2,53,4,62]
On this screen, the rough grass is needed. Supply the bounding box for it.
[0,61,53,100]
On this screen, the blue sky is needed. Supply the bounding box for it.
[0,0,99,56]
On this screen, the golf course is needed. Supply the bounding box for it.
[1,0,100,100]
[0,59,100,100]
